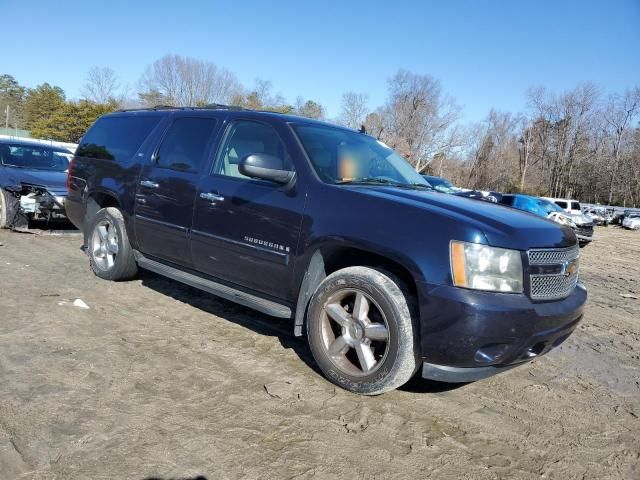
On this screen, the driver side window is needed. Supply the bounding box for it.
[214,121,292,179]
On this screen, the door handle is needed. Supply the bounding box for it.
[140,180,159,189]
[200,192,225,202]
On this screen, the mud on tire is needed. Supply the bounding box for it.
[306,266,420,395]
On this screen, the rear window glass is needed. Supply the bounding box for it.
[571,202,581,210]
[555,201,568,209]
[0,144,71,172]
[77,116,160,162]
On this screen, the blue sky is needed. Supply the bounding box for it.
[2,0,639,123]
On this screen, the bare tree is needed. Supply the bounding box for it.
[81,67,119,104]
[340,92,369,129]
[230,78,293,112]
[602,87,640,204]
[517,115,535,191]
[466,110,519,190]
[378,70,461,171]
[138,54,242,107]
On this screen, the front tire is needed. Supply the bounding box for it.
[0,188,20,229]
[0,188,8,229]
[307,267,419,395]
[87,207,138,281]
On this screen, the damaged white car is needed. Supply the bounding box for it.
[0,138,72,229]
[622,213,640,230]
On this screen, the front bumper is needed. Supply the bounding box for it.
[574,224,594,243]
[416,281,587,382]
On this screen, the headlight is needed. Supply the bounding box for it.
[555,215,576,228]
[450,241,523,293]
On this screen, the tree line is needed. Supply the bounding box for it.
[1,54,638,206]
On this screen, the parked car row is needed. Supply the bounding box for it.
[4,111,634,395]
[419,176,601,247]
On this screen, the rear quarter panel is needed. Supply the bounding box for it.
[66,114,170,247]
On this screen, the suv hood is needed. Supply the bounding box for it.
[353,186,576,250]
[1,167,68,194]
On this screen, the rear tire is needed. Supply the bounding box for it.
[306,266,419,395]
[87,207,138,281]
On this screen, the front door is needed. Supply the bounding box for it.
[134,116,218,267]
[190,120,304,300]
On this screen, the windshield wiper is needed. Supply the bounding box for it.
[337,178,433,190]
[403,182,433,190]
[336,177,398,185]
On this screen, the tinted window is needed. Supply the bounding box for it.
[215,121,292,179]
[77,116,160,162]
[571,202,581,210]
[500,195,515,206]
[156,117,217,172]
[555,201,568,209]
[0,144,71,172]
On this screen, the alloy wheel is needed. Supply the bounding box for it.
[320,289,390,376]
[91,219,119,271]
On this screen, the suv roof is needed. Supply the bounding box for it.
[109,105,351,132]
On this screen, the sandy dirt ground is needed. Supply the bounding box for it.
[0,226,638,480]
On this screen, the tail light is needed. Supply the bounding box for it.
[66,157,75,193]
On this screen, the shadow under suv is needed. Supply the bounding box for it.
[65,106,587,394]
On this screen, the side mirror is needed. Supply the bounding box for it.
[239,153,295,184]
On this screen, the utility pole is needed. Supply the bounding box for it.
[5,104,8,130]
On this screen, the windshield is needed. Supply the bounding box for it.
[0,144,72,172]
[423,176,458,193]
[293,125,429,188]
[539,198,566,214]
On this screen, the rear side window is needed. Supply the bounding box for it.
[555,201,568,209]
[571,202,581,210]
[77,116,160,162]
[156,117,217,172]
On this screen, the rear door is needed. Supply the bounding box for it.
[190,119,304,300]
[134,116,219,267]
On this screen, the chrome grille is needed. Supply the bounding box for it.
[528,245,580,300]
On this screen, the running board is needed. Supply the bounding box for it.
[133,251,293,319]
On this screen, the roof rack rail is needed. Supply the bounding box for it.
[116,104,247,113]
[201,103,246,111]
[115,105,179,113]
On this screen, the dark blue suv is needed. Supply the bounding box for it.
[65,106,587,394]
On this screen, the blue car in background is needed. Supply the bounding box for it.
[0,137,73,229]
[499,194,593,247]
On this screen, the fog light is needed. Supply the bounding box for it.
[474,343,511,363]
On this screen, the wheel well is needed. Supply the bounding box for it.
[293,246,420,336]
[321,246,418,298]
[83,192,122,245]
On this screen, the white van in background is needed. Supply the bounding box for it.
[544,198,582,216]
[544,197,595,246]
